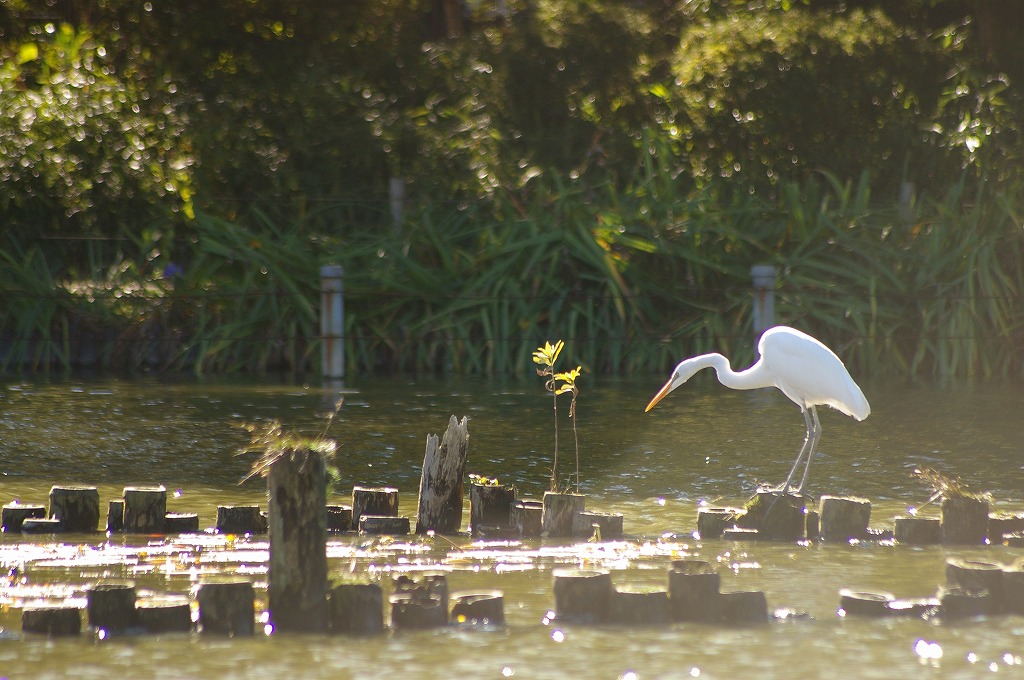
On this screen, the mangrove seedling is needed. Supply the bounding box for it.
[555,365,583,493]
[533,340,564,492]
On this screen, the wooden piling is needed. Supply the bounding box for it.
[195,579,256,636]
[716,590,768,624]
[470,482,516,536]
[21,517,63,533]
[696,506,742,539]
[351,486,399,530]
[106,500,124,533]
[391,572,449,629]
[123,486,167,534]
[740,491,808,541]
[267,446,329,633]
[668,560,721,623]
[945,558,1003,611]
[893,516,941,545]
[818,495,871,542]
[552,568,612,624]
[415,415,470,535]
[22,606,81,636]
[48,485,99,532]
[164,513,200,533]
[941,495,989,545]
[86,581,138,634]
[1,502,45,532]
[328,582,384,635]
[838,589,894,617]
[572,510,624,540]
[542,491,585,537]
[450,590,505,626]
[938,585,993,619]
[1002,566,1024,616]
[358,515,411,535]
[327,505,352,532]
[511,499,543,537]
[137,596,193,633]
[608,585,671,626]
[216,505,265,535]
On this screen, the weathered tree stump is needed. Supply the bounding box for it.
[137,596,193,633]
[48,485,100,532]
[552,569,612,623]
[893,516,942,544]
[818,495,871,542]
[415,415,470,535]
[946,558,1003,611]
[164,513,200,533]
[351,487,399,530]
[938,585,993,619]
[328,582,384,635]
[267,446,329,633]
[805,509,820,540]
[511,499,544,537]
[668,560,721,623]
[450,590,505,626]
[737,492,808,541]
[123,486,167,534]
[22,606,81,636]
[608,585,671,626]
[542,492,585,537]
[195,579,255,636]
[21,517,63,533]
[216,505,265,535]
[359,515,411,535]
[716,590,768,624]
[86,581,138,634]
[988,512,1024,543]
[838,589,894,617]
[1002,566,1024,616]
[470,482,516,536]
[389,592,447,630]
[696,507,742,539]
[941,495,989,545]
[394,572,449,613]
[572,511,624,540]
[106,500,125,533]
[327,505,352,532]
[1,502,45,532]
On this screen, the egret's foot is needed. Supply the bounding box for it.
[760,482,802,497]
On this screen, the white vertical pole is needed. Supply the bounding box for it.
[750,264,777,342]
[388,176,406,232]
[320,265,344,380]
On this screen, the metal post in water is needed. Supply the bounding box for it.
[389,176,406,231]
[320,265,344,380]
[750,264,777,342]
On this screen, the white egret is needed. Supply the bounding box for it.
[645,325,869,494]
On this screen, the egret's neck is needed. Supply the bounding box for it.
[676,353,773,392]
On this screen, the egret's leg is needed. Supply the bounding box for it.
[776,408,815,495]
[794,407,822,492]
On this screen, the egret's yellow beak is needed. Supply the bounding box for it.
[644,378,676,412]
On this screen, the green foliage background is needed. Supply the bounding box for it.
[0,0,1022,378]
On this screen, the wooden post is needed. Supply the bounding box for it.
[359,515,410,534]
[511,499,543,537]
[415,415,470,534]
[1,503,45,532]
[751,264,777,341]
[123,486,167,534]
[542,491,585,537]
[552,569,612,623]
[946,558,1004,612]
[738,491,808,541]
[195,579,256,635]
[164,513,200,533]
[327,505,353,532]
[941,495,989,545]
[328,582,384,635]
[86,581,138,634]
[1003,566,1024,616]
[137,596,193,633]
[320,264,345,380]
[450,591,505,626]
[106,500,124,533]
[351,487,399,529]
[22,606,81,636]
[696,506,742,539]
[894,516,941,544]
[716,591,769,624]
[216,505,265,534]
[48,485,99,532]
[609,585,671,625]
[818,495,871,542]
[267,446,329,633]
[668,560,721,623]
[939,585,993,619]
[572,511,624,540]
[470,482,515,536]
[390,572,449,630]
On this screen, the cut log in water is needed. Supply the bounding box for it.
[470,482,515,536]
[608,585,671,626]
[86,581,138,634]
[893,516,941,544]
[216,505,265,535]
[195,579,256,635]
[696,506,742,539]
[737,491,808,541]
[48,485,100,532]
[137,597,193,633]
[542,491,585,537]
[450,590,505,626]
[328,582,384,635]
[22,606,81,636]
[945,558,1003,612]
[552,568,612,624]
[416,415,470,535]
[351,487,399,530]
[818,495,871,542]
[511,499,543,537]
[716,590,768,624]
[123,486,167,534]
[668,560,721,623]
[1,503,45,533]
[941,495,989,545]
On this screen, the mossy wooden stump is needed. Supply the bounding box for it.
[450,590,505,626]
[542,491,585,537]
[216,505,265,535]
[894,516,941,544]
[511,499,543,537]
[941,495,989,545]
[123,486,167,534]
[552,569,612,624]
[86,581,138,634]
[267,446,329,633]
[49,485,99,532]
[415,415,470,535]
[22,606,81,636]
[737,491,808,542]
[696,506,742,539]
[351,486,399,530]
[818,495,871,542]
[609,585,671,626]
[470,482,516,536]
[195,579,256,636]
[1,503,45,532]
[328,582,384,635]
[668,560,721,623]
